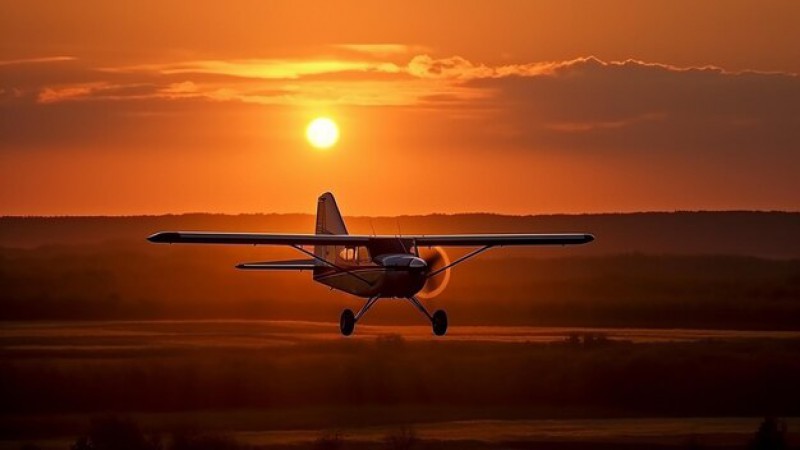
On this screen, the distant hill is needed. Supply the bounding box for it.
[2,212,799,326]
[2,211,799,258]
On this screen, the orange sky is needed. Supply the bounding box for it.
[1,0,799,216]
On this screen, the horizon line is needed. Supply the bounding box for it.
[2,208,800,219]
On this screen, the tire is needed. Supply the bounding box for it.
[432,309,448,336]
[340,309,355,336]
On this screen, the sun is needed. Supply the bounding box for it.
[306,117,339,149]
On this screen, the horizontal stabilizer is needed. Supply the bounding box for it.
[236,259,316,271]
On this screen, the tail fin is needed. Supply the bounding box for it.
[315,192,348,235]
[314,192,347,268]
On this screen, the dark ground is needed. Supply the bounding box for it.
[1,322,799,449]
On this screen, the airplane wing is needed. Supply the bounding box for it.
[148,231,593,247]
[147,232,370,246]
[235,259,316,270]
[410,233,594,247]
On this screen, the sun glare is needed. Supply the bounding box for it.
[306,117,339,149]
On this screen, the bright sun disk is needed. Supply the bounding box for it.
[306,117,339,149]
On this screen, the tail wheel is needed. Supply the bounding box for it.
[432,309,448,336]
[340,309,355,336]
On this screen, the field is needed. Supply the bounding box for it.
[2,321,800,449]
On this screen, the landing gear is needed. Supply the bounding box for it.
[340,296,448,336]
[340,309,355,336]
[432,309,448,336]
[340,295,380,336]
[406,296,448,336]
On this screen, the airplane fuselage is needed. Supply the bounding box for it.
[314,253,427,298]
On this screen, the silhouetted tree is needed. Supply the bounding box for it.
[314,431,344,450]
[171,431,242,450]
[71,416,161,450]
[748,416,787,450]
[384,427,418,450]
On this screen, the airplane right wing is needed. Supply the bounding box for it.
[147,231,369,246]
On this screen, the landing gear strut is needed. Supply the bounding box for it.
[339,295,448,336]
[339,295,380,336]
[406,296,448,336]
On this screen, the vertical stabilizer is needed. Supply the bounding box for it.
[316,192,348,235]
[314,193,347,269]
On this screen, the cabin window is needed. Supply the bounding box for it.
[338,246,356,262]
[357,246,372,263]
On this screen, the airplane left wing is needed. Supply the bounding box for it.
[410,233,594,247]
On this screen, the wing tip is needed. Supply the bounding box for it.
[147,232,179,243]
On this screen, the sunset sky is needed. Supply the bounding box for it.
[1,0,799,216]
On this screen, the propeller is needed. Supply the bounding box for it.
[418,246,451,298]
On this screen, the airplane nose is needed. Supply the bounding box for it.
[409,257,427,269]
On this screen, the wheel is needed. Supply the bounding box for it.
[432,309,448,336]
[340,309,355,336]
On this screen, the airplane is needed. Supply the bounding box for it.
[148,192,594,336]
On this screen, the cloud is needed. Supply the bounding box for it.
[0,56,76,66]
[4,53,799,159]
[543,113,667,133]
[37,82,164,104]
[7,56,436,107]
[456,56,800,154]
[407,54,492,79]
[160,81,199,95]
[37,83,101,103]
[104,58,402,80]
[405,55,605,80]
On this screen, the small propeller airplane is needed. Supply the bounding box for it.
[148,193,594,336]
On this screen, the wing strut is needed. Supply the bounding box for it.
[427,245,493,279]
[290,245,374,287]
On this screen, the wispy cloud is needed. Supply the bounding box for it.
[404,55,771,81]
[0,56,76,66]
[37,82,161,104]
[37,83,102,103]
[104,58,401,80]
[544,113,667,133]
